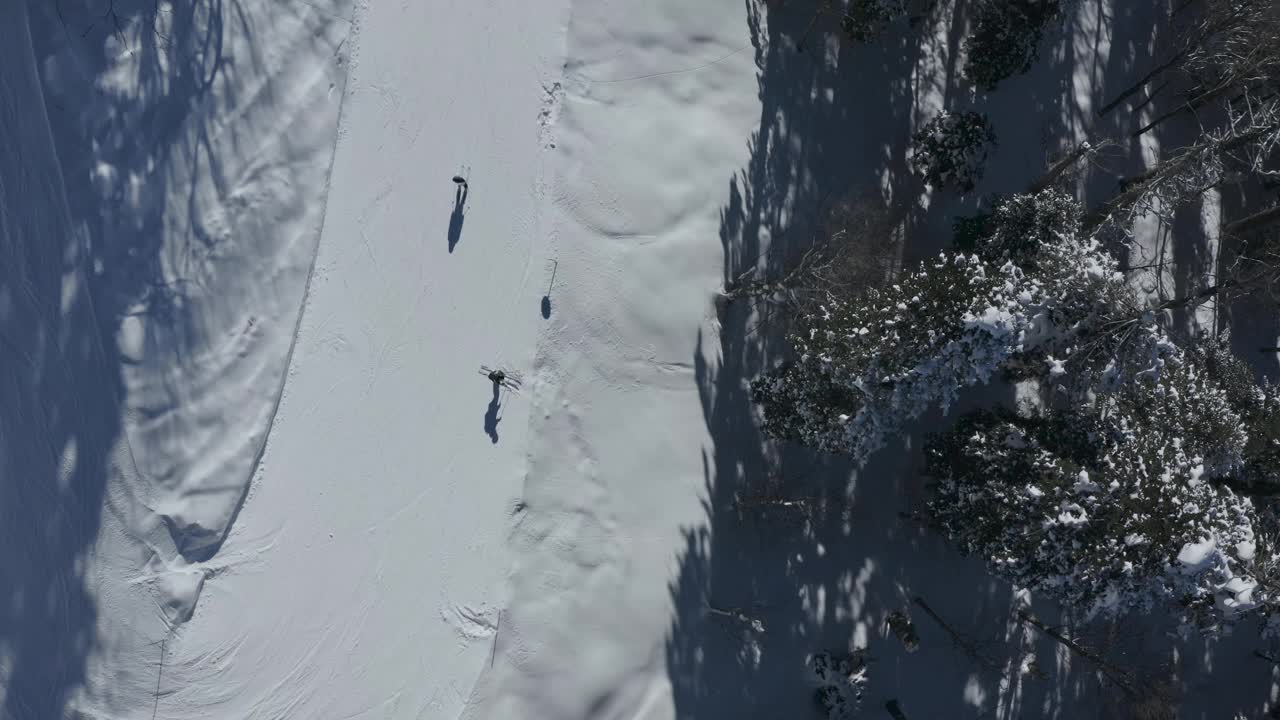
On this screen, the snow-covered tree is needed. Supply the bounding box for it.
[839,0,906,43]
[925,335,1278,633]
[910,111,997,193]
[1187,335,1280,492]
[952,187,1081,262]
[1084,90,1280,235]
[1217,204,1280,313]
[751,207,1132,462]
[963,0,1064,91]
[810,651,868,719]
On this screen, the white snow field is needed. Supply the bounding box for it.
[5,0,1280,718]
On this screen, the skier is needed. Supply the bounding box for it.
[480,365,521,391]
[452,174,468,191]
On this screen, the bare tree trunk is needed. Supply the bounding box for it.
[1154,280,1235,312]
[1027,141,1097,193]
[912,597,998,670]
[796,0,832,52]
[1096,52,1188,117]
[1133,78,1237,137]
[1018,612,1137,696]
[1225,204,1280,236]
[1132,79,1172,115]
[1082,171,1161,231]
[1082,122,1278,231]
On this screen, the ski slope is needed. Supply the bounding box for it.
[149,0,758,714]
[148,1,576,717]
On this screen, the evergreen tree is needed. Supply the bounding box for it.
[910,111,997,193]
[952,188,1081,262]
[963,0,1064,91]
[751,184,1277,465]
[1188,335,1280,493]
[810,651,868,719]
[925,335,1277,632]
[751,199,1131,462]
[839,0,906,43]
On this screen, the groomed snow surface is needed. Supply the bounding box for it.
[2,0,1279,718]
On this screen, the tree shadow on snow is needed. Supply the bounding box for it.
[665,1,1279,718]
[0,0,255,714]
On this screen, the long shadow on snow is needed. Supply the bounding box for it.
[449,182,469,253]
[0,1,242,714]
[0,11,121,716]
[484,383,502,444]
[29,0,290,568]
[666,0,1277,717]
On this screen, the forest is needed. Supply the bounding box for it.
[719,0,1280,716]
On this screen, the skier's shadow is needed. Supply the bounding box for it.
[483,382,501,443]
[447,183,468,253]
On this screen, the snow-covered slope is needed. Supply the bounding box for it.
[137,1,572,717]
[31,0,354,588]
[7,0,352,716]
[461,1,762,717]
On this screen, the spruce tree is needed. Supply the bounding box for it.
[963,0,1064,91]
[910,111,997,193]
[952,188,1081,262]
[751,192,1130,463]
[925,335,1277,632]
[839,0,906,43]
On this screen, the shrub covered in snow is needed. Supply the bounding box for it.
[810,651,868,719]
[963,0,1064,91]
[910,111,997,193]
[1186,335,1280,492]
[952,188,1082,264]
[751,231,1130,463]
[839,0,906,43]
[925,340,1277,631]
